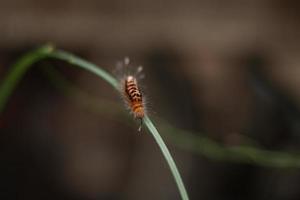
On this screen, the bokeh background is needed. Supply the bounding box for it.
[1,0,300,199]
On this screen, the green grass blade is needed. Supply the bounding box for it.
[0,46,189,200]
[0,45,53,112]
[50,49,189,200]
[49,50,119,89]
[144,116,189,200]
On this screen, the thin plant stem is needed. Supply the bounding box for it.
[144,116,189,200]
[49,50,119,89]
[0,45,190,200]
[0,45,53,112]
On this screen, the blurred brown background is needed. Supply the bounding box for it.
[1,0,300,200]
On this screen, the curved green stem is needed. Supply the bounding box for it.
[144,116,189,200]
[49,50,119,89]
[0,45,53,112]
[0,45,189,200]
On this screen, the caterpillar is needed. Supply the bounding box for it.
[119,58,145,131]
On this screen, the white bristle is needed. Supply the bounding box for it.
[124,57,130,65]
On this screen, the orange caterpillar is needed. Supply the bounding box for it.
[119,58,145,131]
